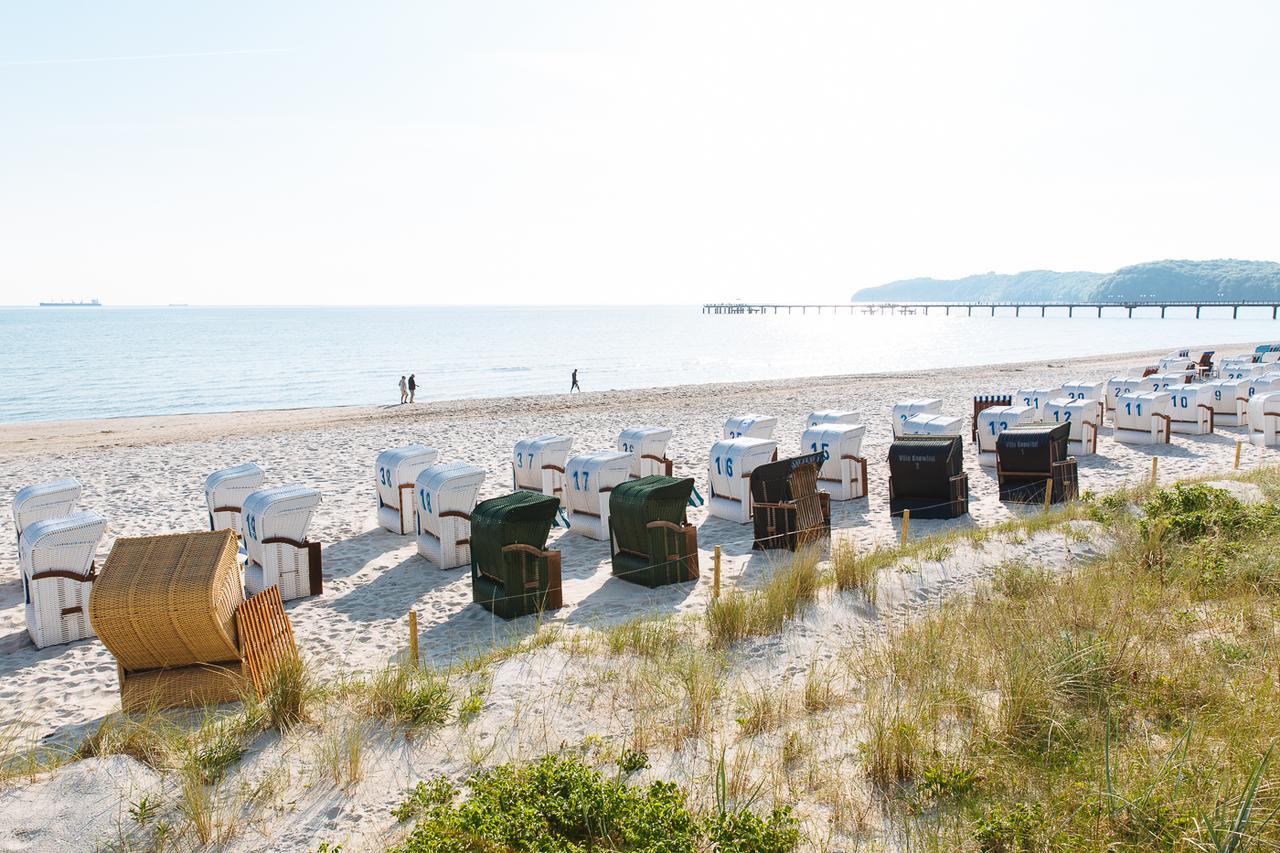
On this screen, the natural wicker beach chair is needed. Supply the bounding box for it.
[12,478,82,544]
[415,461,486,569]
[616,426,674,479]
[607,476,698,587]
[19,511,107,648]
[887,436,968,519]
[800,422,868,500]
[204,463,264,539]
[90,530,248,710]
[470,491,562,619]
[563,451,632,540]
[242,485,323,601]
[749,453,832,551]
[512,434,574,501]
[995,423,1078,504]
[375,445,439,534]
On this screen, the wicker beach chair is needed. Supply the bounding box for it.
[375,445,439,534]
[887,436,968,519]
[749,453,831,551]
[608,476,698,587]
[801,422,868,500]
[892,399,943,438]
[563,451,632,540]
[19,511,107,648]
[807,409,862,428]
[617,426,675,478]
[12,478,82,544]
[1114,392,1173,445]
[707,437,778,523]
[1041,398,1099,456]
[90,530,248,710]
[242,485,323,601]
[470,492,562,619]
[415,462,486,569]
[723,414,777,440]
[1248,392,1280,447]
[976,405,1036,466]
[971,395,1013,441]
[512,435,574,501]
[1168,384,1215,435]
[995,423,1079,504]
[204,463,264,539]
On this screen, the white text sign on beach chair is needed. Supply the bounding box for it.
[1168,384,1215,435]
[20,511,107,648]
[801,423,867,500]
[617,426,674,478]
[375,445,440,534]
[977,405,1035,466]
[563,451,633,539]
[723,415,776,440]
[1113,392,1172,445]
[243,485,323,601]
[707,437,778,523]
[512,435,574,499]
[12,478,82,544]
[891,399,942,437]
[415,462,486,569]
[1248,392,1280,447]
[204,464,264,540]
[806,410,861,428]
[1043,398,1099,456]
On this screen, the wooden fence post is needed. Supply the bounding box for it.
[900,509,911,546]
[1151,456,1159,486]
[713,545,721,600]
[1235,441,1243,470]
[1043,478,1053,512]
[408,610,419,669]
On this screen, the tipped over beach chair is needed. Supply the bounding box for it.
[723,414,777,440]
[801,422,868,499]
[1248,392,1280,447]
[707,437,778,523]
[512,435,574,501]
[563,451,632,540]
[892,399,943,438]
[887,436,968,519]
[996,423,1078,504]
[1168,384,1215,435]
[972,395,1013,441]
[750,453,831,551]
[376,445,440,534]
[976,404,1036,466]
[807,410,862,428]
[13,478,82,544]
[617,426,674,478]
[899,413,963,438]
[470,492,562,619]
[20,511,107,648]
[415,462,486,569]
[1011,387,1061,421]
[1042,398,1099,456]
[204,464,264,539]
[243,485,323,601]
[1113,392,1172,445]
[608,476,699,587]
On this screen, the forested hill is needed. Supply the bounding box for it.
[853,260,1280,302]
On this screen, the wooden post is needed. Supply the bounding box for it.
[1151,456,1158,485]
[1235,441,1243,469]
[408,610,419,669]
[1043,478,1053,512]
[713,545,721,599]
[900,509,911,546]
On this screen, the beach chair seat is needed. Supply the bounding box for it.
[976,405,1036,467]
[1042,398,1099,456]
[204,464,264,540]
[1204,378,1249,427]
[887,436,968,519]
[1104,376,1146,414]
[19,511,107,648]
[807,409,862,428]
[1168,384,1215,435]
[243,485,323,601]
[801,423,868,499]
[512,435,573,500]
[971,395,1013,441]
[1113,392,1173,445]
[563,452,632,540]
[617,426,674,478]
[750,453,831,551]
[470,492,562,619]
[723,414,776,440]
[899,413,964,437]
[892,399,942,438]
[608,476,698,587]
[1011,387,1061,421]
[707,437,778,523]
[415,462,486,569]
[996,423,1078,504]
[375,445,440,534]
[1235,376,1280,424]
[1248,392,1280,447]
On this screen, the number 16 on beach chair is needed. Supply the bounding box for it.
[375,445,439,534]
[707,437,778,523]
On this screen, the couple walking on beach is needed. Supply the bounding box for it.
[399,374,416,404]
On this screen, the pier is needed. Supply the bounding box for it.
[701,300,1280,319]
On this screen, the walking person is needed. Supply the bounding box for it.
[408,373,417,403]
[399,375,408,404]
[570,368,580,393]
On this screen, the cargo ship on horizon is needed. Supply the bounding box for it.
[38,298,102,307]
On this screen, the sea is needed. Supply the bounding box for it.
[1,304,1278,424]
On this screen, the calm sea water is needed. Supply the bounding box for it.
[1,305,1278,424]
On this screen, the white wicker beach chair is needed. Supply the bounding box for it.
[1114,392,1172,445]
[1060,380,1106,422]
[415,462,486,569]
[806,410,862,428]
[375,445,440,534]
[1235,376,1280,425]
[243,485,323,601]
[1203,378,1249,426]
[1248,392,1280,447]
[1167,384,1215,435]
[512,435,574,499]
[1011,387,1062,421]
[20,511,107,648]
[617,426,674,478]
[801,423,867,500]
[1222,362,1268,380]
[707,437,778,523]
[899,413,964,437]
[891,399,942,437]
[1104,376,1146,414]
[204,463,264,539]
[1042,398,1099,456]
[976,405,1036,466]
[12,478,81,543]
[723,415,777,440]
[563,451,632,540]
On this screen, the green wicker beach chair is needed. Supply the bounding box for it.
[470,491,563,619]
[608,476,699,588]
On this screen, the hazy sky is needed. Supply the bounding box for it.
[2,1,1277,305]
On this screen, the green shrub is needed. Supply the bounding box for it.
[973,801,1047,851]
[1140,484,1274,542]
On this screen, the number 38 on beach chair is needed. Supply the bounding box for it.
[375,445,439,534]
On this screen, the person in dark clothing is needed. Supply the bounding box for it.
[408,373,417,403]
[570,369,580,393]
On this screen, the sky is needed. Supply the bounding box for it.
[1,1,1278,306]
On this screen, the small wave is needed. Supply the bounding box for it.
[490,366,533,373]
